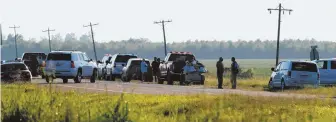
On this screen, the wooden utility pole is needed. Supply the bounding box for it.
[83,22,99,65]
[154,20,172,56]
[42,27,55,52]
[9,25,20,58]
[268,3,293,66]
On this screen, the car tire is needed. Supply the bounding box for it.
[74,71,82,83]
[46,76,51,83]
[90,69,97,83]
[62,78,68,83]
[180,74,185,85]
[200,75,205,85]
[167,70,173,85]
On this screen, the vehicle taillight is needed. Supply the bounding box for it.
[287,71,291,78]
[71,61,75,68]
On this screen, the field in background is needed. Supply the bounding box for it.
[2,84,336,122]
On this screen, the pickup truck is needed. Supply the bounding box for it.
[158,51,206,85]
[313,58,336,85]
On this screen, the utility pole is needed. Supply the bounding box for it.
[42,27,55,52]
[9,25,20,59]
[83,22,99,65]
[154,20,172,56]
[0,24,3,45]
[268,3,293,66]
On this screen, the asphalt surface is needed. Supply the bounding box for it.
[31,77,335,100]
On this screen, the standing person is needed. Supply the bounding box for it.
[140,58,148,83]
[151,57,159,82]
[230,57,239,89]
[216,57,224,89]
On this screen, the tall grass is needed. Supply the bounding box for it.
[2,84,336,122]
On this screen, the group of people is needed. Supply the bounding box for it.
[139,57,160,83]
[216,57,239,89]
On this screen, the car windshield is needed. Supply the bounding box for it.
[291,62,317,72]
[168,54,195,62]
[47,54,71,60]
[115,55,137,62]
[1,64,27,71]
[130,61,150,66]
[23,53,46,61]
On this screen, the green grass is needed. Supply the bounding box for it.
[2,84,336,122]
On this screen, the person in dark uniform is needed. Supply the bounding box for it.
[151,57,160,82]
[230,57,239,89]
[216,57,224,89]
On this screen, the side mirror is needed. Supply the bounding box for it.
[271,67,275,72]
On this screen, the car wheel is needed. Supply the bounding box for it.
[46,76,51,83]
[62,78,68,83]
[180,74,185,85]
[90,69,97,83]
[74,71,82,83]
[200,75,205,85]
[167,70,173,85]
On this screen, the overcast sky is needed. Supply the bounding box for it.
[1,0,335,42]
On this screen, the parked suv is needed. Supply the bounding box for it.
[268,61,320,90]
[21,52,47,77]
[45,51,98,83]
[120,58,153,82]
[104,54,137,81]
[313,58,336,85]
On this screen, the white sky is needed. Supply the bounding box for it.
[1,0,335,42]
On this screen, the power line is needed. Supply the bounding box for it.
[268,3,293,67]
[9,25,20,59]
[154,20,172,56]
[83,22,99,65]
[42,27,55,52]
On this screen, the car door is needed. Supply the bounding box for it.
[81,53,93,77]
[316,60,329,84]
[330,61,336,84]
[272,62,282,87]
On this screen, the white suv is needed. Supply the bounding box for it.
[45,51,98,83]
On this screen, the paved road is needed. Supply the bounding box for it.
[32,77,335,100]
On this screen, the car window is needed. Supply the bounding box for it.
[115,55,137,62]
[275,62,282,71]
[82,53,89,61]
[47,54,71,60]
[72,53,80,61]
[291,62,317,72]
[23,53,46,60]
[280,62,289,70]
[168,54,195,62]
[1,64,27,71]
[316,61,328,69]
[331,61,336,69]
[130,61,150,66]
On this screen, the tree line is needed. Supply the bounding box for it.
[1,33,336,60]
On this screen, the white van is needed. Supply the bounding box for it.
[313,59,336,85]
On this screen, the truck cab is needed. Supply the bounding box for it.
[159,51,206,85]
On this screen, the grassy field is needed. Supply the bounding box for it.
[2,84,336,122]
[200,59,336,97]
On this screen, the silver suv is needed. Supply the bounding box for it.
[45,51,98,83]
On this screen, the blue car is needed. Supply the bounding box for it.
[269,60,320,90]
[313,58,336,85]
